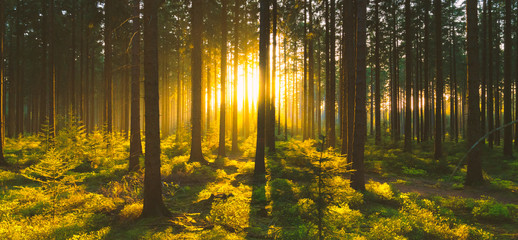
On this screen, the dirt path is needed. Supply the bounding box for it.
[367,174,518,205]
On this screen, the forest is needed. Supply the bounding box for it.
[0,0,517,239]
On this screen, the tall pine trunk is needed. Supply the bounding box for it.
[129,0,142,172]
[255,0,269,176]
[351,0,366,191]
[465,0,484,185]
[434,0,443,160]
[141,0,171,218]
[232,0,240,154]
[190,0,207,164]
[503,0,512,156]
[374,0,381,145]
[218,0,228,157]
[404,0,412,152]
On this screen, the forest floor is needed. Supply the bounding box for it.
[0,129,517,239]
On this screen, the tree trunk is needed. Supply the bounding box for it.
[344,0,355,158]
[255,0,269,176]
[48,0,56,138]
[434,0,442,160]
[104,0,113,134]
[423,0,431,141]
[267,0,277,152]
[487,0,494,148]
[465,0,484,186]
[232,0,239,154]
[374,0,381,145]
[327,0,336,147]
[218,0,228,158]
[191,0,207,164]
[351,0,366,191]
[129,0,142,172]
[404,0,412,152]
[503,0,512,156]
[0,0,6,165]
[141,0,171,218]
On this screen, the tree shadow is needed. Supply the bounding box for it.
[246,174,269,239]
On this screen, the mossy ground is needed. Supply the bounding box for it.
[0,127,517,239]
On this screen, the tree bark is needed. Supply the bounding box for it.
[351,0,366,191]
[503,0,512,156]
[218,0,228,157]
[404,0,412,152]
[191,0,207,163]
[129,0,142,172]
[465,0,484,186]
[232,0,240,154]
[374,0,381,145]
[141,0,171,218]
[0,0,6,165]
[104,0,113,134]
[255,0,269,176]
[434,0,442,160]
[487,0,494,148]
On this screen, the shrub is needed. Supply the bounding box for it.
[208,195,250,231]
[366,180,394,201]
[472,197,512,222]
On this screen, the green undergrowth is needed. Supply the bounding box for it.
[0,122,517,239]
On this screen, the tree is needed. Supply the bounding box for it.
[49,0,56,138]
[267,0,276,152]
[218,0,228,158]
[326,0,336,147]
[0,0,6,166]
[434,0,442,160]
[190,0,207,164]
[502,0,512,156]
[487,0,494,148]
[465,0,483,185]
[351,0,366,191]
[129,0,142,172]
[104,0,113,134]
[404,0,412,152]
[231,0,240,154]
[141,0,170,218]
[374,0,381,145]
[423,0,431,141]
[255,0,269,176]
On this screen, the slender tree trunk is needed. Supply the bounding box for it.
[465,0,483,186]
[48,0,56,138]
[303,0,308,140]
[104,0,113,134]
[404,0,412,152]
[267,0,277,152]
[327,0,336,147]
[255,0,269,176]
[284,37,288,141]
[244,55,249,138]
[232,0,239,153]
[129,0,142,172]
[481,0,487,144]
[344,0,356,158]
[141,0,171,218]
[423,0,431,141]
[351,0,366,191]
[503,0,512,156]
[0,0,6,165]
[487,0,494,148]
[515,2,518,147]
[434,0,442,160]
[218,0,228,157]
[190,0,207,163]
[374,0,381,145]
